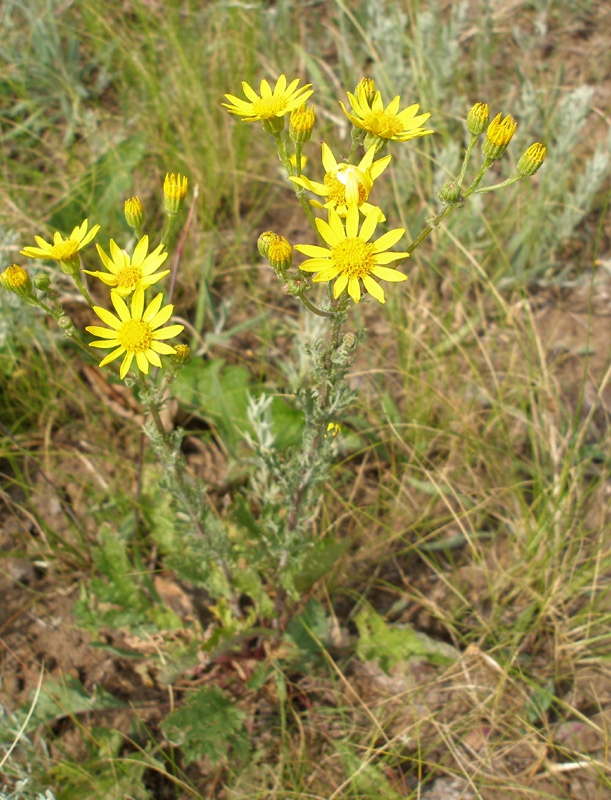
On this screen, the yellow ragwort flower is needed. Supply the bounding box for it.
[268,235,293,271]
[294,205,408,304]
[84,236,170,297]
[340,86,433,144]
[1,264,31,292]
[164,173,188,214]
[20,219,100,270]
[86,286,184,380]
[289,103,315,143]
[482,112,517,159]
[289,143,391,219]
[517,142,546,176]
[124,196,145,229]
[222,74,313,123]
[466,102,489,135]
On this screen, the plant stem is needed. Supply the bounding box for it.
[299,294,334,319]
[273,131,325,246]
[475,174,524,193]
[456,134,478,187]
[405,204,455,255]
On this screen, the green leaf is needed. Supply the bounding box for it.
[293,538,351,593]
[20,676,124,731]
[161,686,249,766]
[285,599,329,661]
[355,607,458,673]
[173,358,303,454]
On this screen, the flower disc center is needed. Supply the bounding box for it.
[252,96,287,119]
[50,240,80,261]
[331,238,375,278]
[117,319,154,352]
[362,110,403,138]
[116,265,143,292]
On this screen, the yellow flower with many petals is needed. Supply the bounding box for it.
[20,219,100,273]
[294,205,408,304]
[84,236,170,297]
[340,86,433,145]
[86,286,184,380]
[223,75,313,123]
[289,144,390,219]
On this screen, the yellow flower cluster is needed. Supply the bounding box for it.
[10,176,188,379]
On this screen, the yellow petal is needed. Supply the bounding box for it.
[119,351,134,379]
[347,277,361,303]
[93,305,121,329]
[363,275,386,303]
[99,346,125,367]
[333,273,348,298]
[371,266,408,282]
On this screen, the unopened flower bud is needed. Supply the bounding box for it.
[482,113,517,160]
[125,196,145,229]
[58,315,76,334]
[268,235,293,273]
[324,422,341,438]
[517,142,546,176]
[438,182,463,205]
[0,264,34,300]
[467,102,489,135]
[172,344,191,365]
[34,272,51,292]
[261,116,286,136]
[163,173,188,215]
[356,77,376,106]
[289,104,315,144]
[342,332,357,351]
[258,231,279,259]
[286,277,307,296]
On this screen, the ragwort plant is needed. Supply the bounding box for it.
[1,75,546,633]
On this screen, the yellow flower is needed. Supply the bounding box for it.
[164,173,188,214]
[289,103,315,143]
[20,219,100,272]
[340,86,433,144]
[1,264,30,292]
[294,205,408,304]
[289,144,390,219]
[84,235,170,297]
[466,102,489,135]
[517,142,546,176]
[86,286,184,380]
[482,113,517,159]
[223,74,313,123]
[124,197,145,229]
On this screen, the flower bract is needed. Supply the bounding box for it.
[20,219,100,265]
[84,236,170,297]
[223,74,313,122]
[289,144,390,219]
[340,86,433,143]
[294,205,408,304]
[86,286,184,380]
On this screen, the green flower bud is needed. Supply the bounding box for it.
[517,142,546,176]
[34,272,51,292]
[125,196,145,229]
[438,182,463,205]
[467,102,489,135]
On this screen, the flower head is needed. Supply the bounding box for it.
[482,113,517,159]
[20,219,100,274]
[84,236,170,297]
[125,197,145,229]
[0,264,34,300]
[289,144,390,219]
[467,102,489,135]
[355,77,376,106]
[340,87,433,149]
[517,142,546,176]
[268,235,293,272]
[223,75,313,128]
[164,173,188,214]
[86,286,184,380]
[294,205,408,304]
[289,103,315,144]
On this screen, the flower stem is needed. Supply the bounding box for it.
[475,174,524,193]
[299,293,334,319]
[273,131,325,246]
[456,133,478,187]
